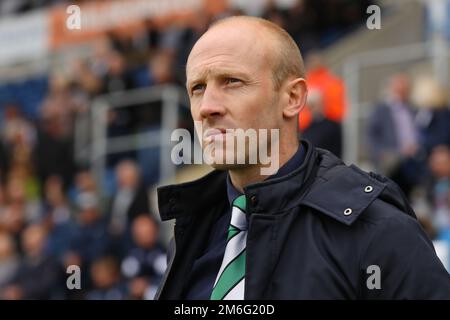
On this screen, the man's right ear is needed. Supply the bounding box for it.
[282,78,308,119]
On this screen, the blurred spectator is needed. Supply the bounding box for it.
[108,160,150,237]
[412,77,450,154]
[121,215,166,300]
[130,49,181,187]
[299,51,346,131]
[301,89,342,157]
[263,5,287,29]
[427,145,450,235]
[101,51,134,94]
[367,73,423,197]
[34,100,76,191]
[1,104,35,143]
[0,204,27,255]
[40,73,85,129]
[86,256,126,300]
[69,58,103,98]
[4,166,41,222]
[68,169,98,205]
[129,49,177,128]
[0,224,62,299]
[2,104,41,207]
[42,175,76,263]
[98,49,139,169]
[0,231,19,288]
[43,175,71,224]
[176,12,211,84]
[64,192,110,281]
[5,169,41,223]
[148,50,176,86]
[1,105,36,159]
[283,0,319,53]
[141,19,162,51]
[90,37,114,80]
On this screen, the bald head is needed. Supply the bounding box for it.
[186,15,308,177]
[188,16,305,89]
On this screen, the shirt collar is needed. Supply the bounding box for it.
[226,144,305,205]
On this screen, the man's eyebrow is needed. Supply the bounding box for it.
[186,68,249,87]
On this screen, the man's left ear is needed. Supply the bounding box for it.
[282,78,308,119]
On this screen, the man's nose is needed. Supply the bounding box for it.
[198,86,226,119]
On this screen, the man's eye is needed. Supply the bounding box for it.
[191,84,205,94]
[225,78,241,85]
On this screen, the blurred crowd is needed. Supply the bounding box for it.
[301,68,450,245]
[0,139,166,299]
[366,74,450,242]
[2,0,449,300]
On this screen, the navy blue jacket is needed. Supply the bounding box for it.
[156,141,450,299]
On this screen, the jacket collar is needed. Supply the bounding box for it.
[157,140,387,226]
[226,143,306,206]
[157,169,227,221]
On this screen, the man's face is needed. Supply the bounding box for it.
[390,75,410,102]
[186,23,282,169]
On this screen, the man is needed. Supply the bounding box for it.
[298,51,346,131]
[301,89,342,157]
[156,16,450,299]
[1,224,62,300]
[108,159,150,234]
[367,74,423,197]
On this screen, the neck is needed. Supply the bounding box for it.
[228,138,299,193]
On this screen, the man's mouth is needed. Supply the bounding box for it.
[204,128,227,142]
